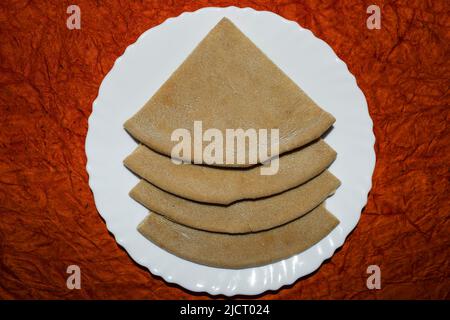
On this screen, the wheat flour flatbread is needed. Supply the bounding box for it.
[124,18,335,167]
[131,170,340,233]
[124,139,336,205]
[138,204,339,269]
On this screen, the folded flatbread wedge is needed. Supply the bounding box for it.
[138,204,339,269]
[131,170,340,233]
[124,139,336,205]
[124,17,335,167]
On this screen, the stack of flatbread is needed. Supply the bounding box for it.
[123,18,340,269]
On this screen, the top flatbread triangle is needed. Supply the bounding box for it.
[124,18,335,167]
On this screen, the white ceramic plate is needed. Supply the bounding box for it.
[85,6,375,296]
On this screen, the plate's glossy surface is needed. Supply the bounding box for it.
[85,6,375,296]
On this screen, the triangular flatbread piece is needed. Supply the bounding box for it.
[124,139,336,205]
[131,170,340,233]
[138,205,339,269]
[124,18,335,166]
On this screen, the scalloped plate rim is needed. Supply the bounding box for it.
[85,6,376,296]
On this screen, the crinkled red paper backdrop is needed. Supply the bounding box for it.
[0,0,449,299]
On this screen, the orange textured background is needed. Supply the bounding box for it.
[0,0,449,299]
